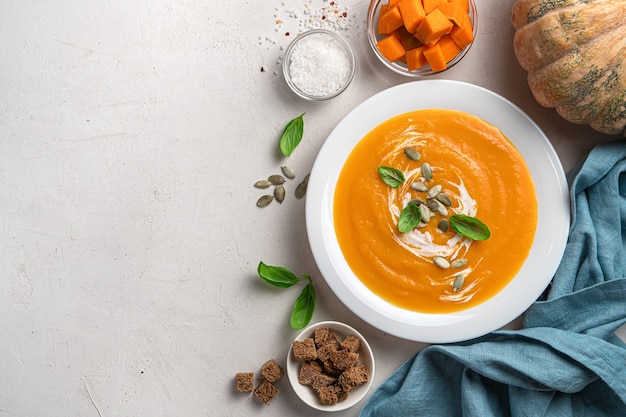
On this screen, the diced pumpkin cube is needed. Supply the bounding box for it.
[438,34,462,62]
[406,45,428,71]
[376,32,406,62]
[378,6,404,34]
[423,43,447,72]
[437,1,466,26]
[396,25,424,50]
[416,8,454,44]
[422,0,447,14]
[448,0,469,13]
[450,13,474,49]
[398,0,426,33]
[377,5,389,34]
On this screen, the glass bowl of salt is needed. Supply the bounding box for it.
[283,29,356,101]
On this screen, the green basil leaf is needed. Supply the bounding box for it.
[398,203,422,232]
[290,281,316,330]
[449,214,491,241]
[279,113,305,157]
[377,166,405,188]
[257,261,301,288]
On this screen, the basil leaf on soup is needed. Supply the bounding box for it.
[378,166,405,188]
[398,203,422,232]
[449,214,491,241]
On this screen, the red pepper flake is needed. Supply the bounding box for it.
[342,12,347,17]
[330,1,335,5]
[285,31,290,36]
[260,66,265,72]
[321,15,326,20]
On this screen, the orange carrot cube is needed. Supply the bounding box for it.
[388,0,402,6]
[423,43,447,72]
[398,0,426,33]
[378,6,404,34]
[376,32,406,62]
[416,8,454,44]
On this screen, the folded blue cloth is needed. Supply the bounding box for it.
[360,141,626,417]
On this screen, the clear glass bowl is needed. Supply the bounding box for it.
[283,29,356,101]
[367,0,478,77]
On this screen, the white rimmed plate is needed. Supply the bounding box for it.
[305,80,570,343]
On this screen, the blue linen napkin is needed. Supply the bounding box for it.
[360,141,626,417]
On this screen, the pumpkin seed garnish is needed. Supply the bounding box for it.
[427,184,442,199]
[404,148,421,161]
[411,181,428,192]
[420,204,432,223]
[268,174,285,185]
[421,162,432,181]
[452,274,465,292]
[433,256,450,269]
[256,195,274,208]
[254,180,272,189]
[427,199,440,212]
[295,173,309,199]
[438,218,449,232]
[451,258,468,269]
[281,165,296,180]
[437,193,452,206]
[274,185,286,203]
[409,198,426,206]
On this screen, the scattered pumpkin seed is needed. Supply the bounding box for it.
[421,163,432,181]
[409,198,426,206]
[433,256,450,269]
[256,195,274,208]
[420,204,431,223]
[428,199,448,216]
[437,193,452,206]
[254,180,272,189]
[268,174,285,185]
[281,165,296,180]
[452,274,465,292]
[274,185,285,203]
[295,173,309,199]
[451,258,468,269]
[427,199,440,212]
[404,148,421,161]
[411,182,428,192]
[427,184,442,199]
[438,219,449,232]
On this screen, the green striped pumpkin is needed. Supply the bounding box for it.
[512,0,626,136]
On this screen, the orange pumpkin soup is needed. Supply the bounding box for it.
[334,109,538,313]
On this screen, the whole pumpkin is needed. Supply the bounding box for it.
[511,0,626,136]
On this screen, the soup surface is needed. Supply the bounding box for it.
[333,109,538,313]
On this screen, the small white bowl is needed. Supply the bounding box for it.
[283,29,356,101]
[286,321,375,412]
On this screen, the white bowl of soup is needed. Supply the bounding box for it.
[305,80,569,343]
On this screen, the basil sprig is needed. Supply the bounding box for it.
[279,113,305,157]
[257,261,316,330]
[450,214,491,240]
[377,166,405,188]
[398,203,422,232]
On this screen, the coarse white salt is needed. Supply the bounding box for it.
[286,31,354,99]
